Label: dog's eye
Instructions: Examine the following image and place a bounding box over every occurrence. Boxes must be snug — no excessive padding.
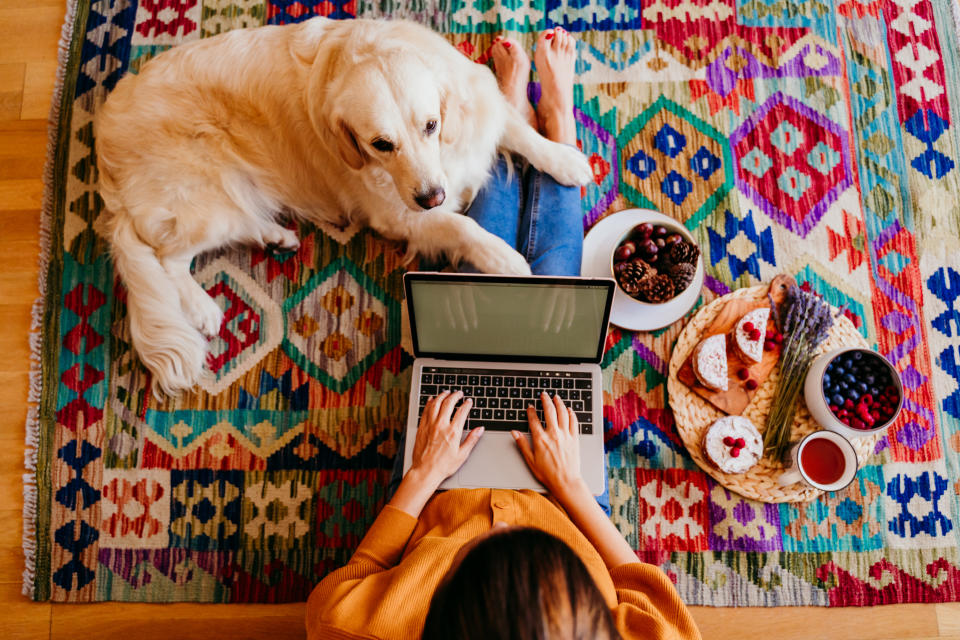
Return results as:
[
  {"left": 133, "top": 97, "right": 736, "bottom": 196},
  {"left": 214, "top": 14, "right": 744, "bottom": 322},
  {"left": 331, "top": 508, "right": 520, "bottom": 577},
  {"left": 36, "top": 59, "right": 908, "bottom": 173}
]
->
[
  {"left": 425, "top": 120, "right": 438, "bottom": 135},
  {"left": 371, "top": 139, "right": 395, "bottom": 152}
]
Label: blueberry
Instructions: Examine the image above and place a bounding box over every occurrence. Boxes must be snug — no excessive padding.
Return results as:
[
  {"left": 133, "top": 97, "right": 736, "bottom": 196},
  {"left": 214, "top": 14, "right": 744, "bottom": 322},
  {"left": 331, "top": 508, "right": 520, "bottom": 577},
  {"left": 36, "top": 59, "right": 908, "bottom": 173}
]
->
[
  {"left": 869, "top": 386, "right": 880, "bottom": 396},
  {"left": 832, "top": 393, "right": 845, "bottom": 405},
  {"left": 844, "top": 373, "right": 856, "bottom": 384},
  {"left": 839, "top": 381, "right": 849, "bottom": 391},
  {"left": 857, "top": 382, "right": 868, "bottom": 393},
  {"left": 853, "top": 351, "right": 863, "bottom": 360},
  {"left": 846, "top": 388, "right": 860, "bottom": 401},
  {"left": 865, "top": 375, "right": 875, "bottom": 385},
  {"left": 823, "top": 374, "right": 832, "bottom": 386}
]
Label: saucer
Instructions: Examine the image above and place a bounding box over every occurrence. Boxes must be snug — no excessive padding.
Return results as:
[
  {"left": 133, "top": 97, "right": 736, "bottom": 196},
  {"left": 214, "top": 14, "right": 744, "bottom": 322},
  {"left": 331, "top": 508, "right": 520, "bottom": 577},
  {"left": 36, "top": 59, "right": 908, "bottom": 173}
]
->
[{"left": 581, "top": 209, "right": 704, "bottom": 331}]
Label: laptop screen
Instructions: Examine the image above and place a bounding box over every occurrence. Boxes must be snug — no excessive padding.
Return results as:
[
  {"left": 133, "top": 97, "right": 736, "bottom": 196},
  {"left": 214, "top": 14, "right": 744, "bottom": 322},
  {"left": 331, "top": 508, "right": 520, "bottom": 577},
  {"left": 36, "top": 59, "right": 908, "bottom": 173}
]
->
[{"left": 405, "top": 273, "right": 614, "bottom": 363}]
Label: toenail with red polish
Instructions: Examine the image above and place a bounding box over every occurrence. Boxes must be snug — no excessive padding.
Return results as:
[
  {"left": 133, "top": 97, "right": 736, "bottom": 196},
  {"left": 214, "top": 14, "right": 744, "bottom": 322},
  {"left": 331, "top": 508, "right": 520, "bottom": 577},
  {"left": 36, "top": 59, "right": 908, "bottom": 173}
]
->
[
  {"left": 545, "top": 33, "right": 553, "bottom": 39},
  {"left": 503, "top": 41, "right": 511, "bottom": 48}
]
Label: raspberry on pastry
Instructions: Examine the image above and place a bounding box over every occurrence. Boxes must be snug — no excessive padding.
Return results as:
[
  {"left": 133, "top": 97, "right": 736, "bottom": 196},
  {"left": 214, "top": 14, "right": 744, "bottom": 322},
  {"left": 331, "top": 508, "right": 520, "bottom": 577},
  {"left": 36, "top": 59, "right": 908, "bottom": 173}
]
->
[
  {"left": 733, "top": 307, "right": 770, "bottom": 364},
  {"left": 702, "top": 416, "right": 762, "bottom": 474}
]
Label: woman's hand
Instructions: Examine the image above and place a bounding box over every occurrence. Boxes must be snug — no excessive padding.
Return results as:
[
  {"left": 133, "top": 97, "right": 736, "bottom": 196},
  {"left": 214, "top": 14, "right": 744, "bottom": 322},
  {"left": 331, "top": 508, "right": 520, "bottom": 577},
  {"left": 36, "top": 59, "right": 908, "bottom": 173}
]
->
[
  {"left": 410, "top": 390, "right": 485, "bottom": 488},
  {"left": 511, "top": 392, "right": 586, "bottom": 500},
  {"left": 390, "top": 390, "right": 484, "bottom": 518}
]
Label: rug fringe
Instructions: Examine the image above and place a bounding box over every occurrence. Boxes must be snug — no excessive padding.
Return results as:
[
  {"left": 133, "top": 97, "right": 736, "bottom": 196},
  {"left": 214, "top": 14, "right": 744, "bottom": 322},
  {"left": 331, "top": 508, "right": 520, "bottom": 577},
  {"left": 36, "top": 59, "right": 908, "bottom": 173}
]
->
[{"left": 23, "top": 0, "right": 81, "bottom": 600}]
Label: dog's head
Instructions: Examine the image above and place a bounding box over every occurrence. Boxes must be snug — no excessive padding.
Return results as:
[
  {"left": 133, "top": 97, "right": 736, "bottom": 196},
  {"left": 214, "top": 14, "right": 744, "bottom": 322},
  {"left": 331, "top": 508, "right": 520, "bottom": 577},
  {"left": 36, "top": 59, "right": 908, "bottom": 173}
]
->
[{"left": 304, "top": 26, "right": 464, "bottom": 212}]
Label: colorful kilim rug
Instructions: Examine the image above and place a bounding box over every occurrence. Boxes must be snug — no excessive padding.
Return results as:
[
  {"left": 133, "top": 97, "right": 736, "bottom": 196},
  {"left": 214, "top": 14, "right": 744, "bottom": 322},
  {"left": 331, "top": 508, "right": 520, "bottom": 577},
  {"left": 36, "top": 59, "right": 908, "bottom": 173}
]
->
[{"left": 24, "top": 0, "right": 960, "bottom": 607}]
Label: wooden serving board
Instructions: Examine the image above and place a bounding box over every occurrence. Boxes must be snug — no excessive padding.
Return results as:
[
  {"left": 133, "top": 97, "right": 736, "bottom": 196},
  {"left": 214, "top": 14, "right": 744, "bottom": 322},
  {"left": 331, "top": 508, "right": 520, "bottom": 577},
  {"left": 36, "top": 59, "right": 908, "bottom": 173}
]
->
[{"left": 677, "top": 274, "right": 794, "bottom": 415}]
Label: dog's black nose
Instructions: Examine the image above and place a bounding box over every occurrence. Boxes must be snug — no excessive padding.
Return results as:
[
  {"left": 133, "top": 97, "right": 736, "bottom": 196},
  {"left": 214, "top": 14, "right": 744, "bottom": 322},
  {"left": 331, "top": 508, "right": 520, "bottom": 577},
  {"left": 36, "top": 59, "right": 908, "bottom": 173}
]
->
[{"left": 415, "top": 187, "right": 446, "bottom": 210}]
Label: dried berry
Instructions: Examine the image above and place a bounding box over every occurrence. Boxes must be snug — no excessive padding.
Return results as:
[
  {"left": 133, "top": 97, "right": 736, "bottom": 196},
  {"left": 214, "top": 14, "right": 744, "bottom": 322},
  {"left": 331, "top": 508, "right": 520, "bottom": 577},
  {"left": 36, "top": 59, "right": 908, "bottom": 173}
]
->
[
  {"left": 637, "top": 274, "right": 676, "bottom": 304},
  {"left": 668, "top": 241, "right": 701, "bottom": 266},
  {"left": 614, "top": 241, "right": 635, "bottom": 262},
  {"left": 667, "top": 262, "right": 696, "bottom": 292}
]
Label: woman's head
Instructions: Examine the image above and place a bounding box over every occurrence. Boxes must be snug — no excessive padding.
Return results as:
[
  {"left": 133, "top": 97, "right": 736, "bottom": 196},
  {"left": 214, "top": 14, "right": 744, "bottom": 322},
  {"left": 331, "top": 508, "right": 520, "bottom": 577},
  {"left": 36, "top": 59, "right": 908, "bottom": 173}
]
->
[{"left": 421, "top": 527, "right": 621, "bottom": 640}]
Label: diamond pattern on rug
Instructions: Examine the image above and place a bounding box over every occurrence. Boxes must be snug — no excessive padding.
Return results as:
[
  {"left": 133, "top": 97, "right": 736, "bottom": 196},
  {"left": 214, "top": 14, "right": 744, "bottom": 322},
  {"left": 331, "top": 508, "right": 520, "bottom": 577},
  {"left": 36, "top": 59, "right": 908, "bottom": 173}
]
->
[{"left": 28, "top": 0, "right": 960, "bottom": 607}]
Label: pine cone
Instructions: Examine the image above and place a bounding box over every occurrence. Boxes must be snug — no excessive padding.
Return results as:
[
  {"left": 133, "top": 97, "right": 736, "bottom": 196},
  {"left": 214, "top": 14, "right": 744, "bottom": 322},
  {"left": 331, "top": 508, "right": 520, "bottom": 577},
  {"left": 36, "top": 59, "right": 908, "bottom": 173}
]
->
[
  {"left": 668, "top": 241, "right": 700, "bottom": 266},
  {"left": 637, "top": 274, "right": 676, "bottom": 303},
  {"left": 669, "top": 262, "right": 696, "bottom": 292},
  {"left": 616, "top": 260, "right": 656, "bottom": 296}
]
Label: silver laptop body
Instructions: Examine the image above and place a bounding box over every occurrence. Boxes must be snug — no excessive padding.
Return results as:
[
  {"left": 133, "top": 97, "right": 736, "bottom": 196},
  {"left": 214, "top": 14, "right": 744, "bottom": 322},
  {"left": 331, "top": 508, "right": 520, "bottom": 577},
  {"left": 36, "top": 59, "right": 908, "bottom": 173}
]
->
[{"left": 401, "top": 272, "right": 615, "bottom": 494}]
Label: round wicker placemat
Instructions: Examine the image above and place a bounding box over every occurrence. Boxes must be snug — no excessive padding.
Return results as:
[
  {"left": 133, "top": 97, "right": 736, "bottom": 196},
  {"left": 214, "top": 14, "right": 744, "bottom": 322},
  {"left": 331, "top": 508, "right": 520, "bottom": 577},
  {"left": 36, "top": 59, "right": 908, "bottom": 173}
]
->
[{"left": 667, "top": 285, "right": 879, "bottom": 503}]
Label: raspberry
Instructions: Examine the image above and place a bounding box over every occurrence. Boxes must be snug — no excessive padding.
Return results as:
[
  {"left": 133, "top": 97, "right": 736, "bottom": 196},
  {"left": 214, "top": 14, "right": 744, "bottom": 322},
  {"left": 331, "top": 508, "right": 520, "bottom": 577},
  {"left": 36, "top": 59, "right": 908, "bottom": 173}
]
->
[
  {"left": 745, "top": 379, "right": 759, "bottom": 390},
  {"left": 735, "top": 438, "right": 746, "bottom": 448},
  {"left": 737, "top": 368, "right": 749, "bottom": 380},
  {"left": 730, "top": 448, "right": 741, "bottom": 457},
  {"left": 763, "top": 340, "right": 776, "bottom": 351},
  {"left": 749, "top": 329, "right": 762, "bottom": 340},
  {"left": 723, "top": 436, "right": 735, "bottom": 446},
  {"left": 744, "top": 322, "right": 755, "bottom": 332},
  {"left": 774, "top": 333, "right": 784, "bottom": 344},
  {"left": 843, "top": 399, "right": 854, "bottom": 409},
  {"left": 829, "top": 404, "right": 839, "bottom": 413}
]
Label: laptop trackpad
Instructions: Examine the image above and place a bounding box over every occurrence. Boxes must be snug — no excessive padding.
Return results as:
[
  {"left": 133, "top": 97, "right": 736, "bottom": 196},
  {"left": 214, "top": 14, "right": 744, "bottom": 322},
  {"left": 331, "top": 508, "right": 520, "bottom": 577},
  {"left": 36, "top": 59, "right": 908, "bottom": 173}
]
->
[{"left": 457, "top": 432, "right": 543, "bottom": 490}]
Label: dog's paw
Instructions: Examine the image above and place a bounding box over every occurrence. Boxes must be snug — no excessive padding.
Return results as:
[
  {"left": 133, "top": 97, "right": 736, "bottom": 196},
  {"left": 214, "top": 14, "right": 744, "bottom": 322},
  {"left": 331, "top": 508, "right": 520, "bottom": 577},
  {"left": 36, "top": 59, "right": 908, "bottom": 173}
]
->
[
  {"left": 468, "top": 239, "right": 531, "bottom": 276},
  {"left": 539, "top": 144, "right": 593, "bottom": 187},
  {"left": 262, "top": 225, "right": 300, "bottom": 251},
  {"left": 185, "top": 294, "right": 224, "bottom": 338}
]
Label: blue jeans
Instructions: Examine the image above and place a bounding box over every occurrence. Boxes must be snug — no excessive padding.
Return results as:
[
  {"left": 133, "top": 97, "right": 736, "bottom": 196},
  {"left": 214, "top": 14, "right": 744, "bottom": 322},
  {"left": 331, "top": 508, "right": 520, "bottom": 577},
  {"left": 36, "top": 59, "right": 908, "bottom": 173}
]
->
[
  {"left": 390, "top": 156, "right": 611, "bottom": 514},
  {"left": 464, "top": 154, "right": 583, "bottom": 276}
]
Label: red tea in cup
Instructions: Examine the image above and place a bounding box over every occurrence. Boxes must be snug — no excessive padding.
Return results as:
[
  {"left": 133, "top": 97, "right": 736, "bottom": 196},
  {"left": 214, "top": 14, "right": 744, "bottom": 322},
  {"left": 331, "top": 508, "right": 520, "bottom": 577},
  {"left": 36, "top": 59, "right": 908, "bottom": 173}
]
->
[
  {"left": 778, "top": 431, "right": 857, "bottom": 491},
  {"left": 799, "top": 437, "right": 846, "bottom": 486}
]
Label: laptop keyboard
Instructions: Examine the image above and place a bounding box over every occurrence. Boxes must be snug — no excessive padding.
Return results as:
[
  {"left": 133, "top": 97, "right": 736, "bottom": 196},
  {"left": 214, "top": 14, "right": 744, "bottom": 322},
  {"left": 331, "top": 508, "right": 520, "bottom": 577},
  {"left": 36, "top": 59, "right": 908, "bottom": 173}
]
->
[{"left": 417, "top": 367, "right": 594, "bottom": 434}]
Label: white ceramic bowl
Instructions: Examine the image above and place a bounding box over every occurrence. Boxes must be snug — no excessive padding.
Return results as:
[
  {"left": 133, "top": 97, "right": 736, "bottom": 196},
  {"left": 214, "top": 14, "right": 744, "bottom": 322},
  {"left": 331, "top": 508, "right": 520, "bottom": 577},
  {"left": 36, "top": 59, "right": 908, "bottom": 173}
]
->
[
  {"left": 609, "top": 218, "right": 703, "bottom": 308},
  {"left": 803, "top": 347, "right": 904, "bottom": 439},
  {"left": 581, "top": 209, "right": 704, "bottom": 331}
]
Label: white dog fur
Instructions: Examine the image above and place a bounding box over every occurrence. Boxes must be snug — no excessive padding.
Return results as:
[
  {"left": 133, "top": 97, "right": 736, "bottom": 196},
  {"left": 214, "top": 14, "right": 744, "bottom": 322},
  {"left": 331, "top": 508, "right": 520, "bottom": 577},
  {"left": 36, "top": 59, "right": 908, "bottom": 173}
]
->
[{"left": 96, "top": 17, "right": 593, "bottom": 396}]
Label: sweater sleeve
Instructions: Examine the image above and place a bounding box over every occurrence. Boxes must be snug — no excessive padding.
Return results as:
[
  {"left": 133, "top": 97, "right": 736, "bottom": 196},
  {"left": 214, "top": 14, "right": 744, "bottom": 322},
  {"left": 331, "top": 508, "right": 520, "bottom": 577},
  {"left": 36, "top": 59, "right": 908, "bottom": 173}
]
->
[
  {"left": 607, "top": 563, "right": 702, "bottom": 640},
  {"left": 306, "top": 506, "right": 419, "bottom": 638}
]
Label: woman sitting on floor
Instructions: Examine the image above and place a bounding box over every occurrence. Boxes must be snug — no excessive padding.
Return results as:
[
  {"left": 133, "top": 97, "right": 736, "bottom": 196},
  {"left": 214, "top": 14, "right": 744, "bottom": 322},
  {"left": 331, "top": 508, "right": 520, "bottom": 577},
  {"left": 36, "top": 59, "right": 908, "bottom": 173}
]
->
[{"left": 305, "top": 30, "right": 701, "bottom": 640}]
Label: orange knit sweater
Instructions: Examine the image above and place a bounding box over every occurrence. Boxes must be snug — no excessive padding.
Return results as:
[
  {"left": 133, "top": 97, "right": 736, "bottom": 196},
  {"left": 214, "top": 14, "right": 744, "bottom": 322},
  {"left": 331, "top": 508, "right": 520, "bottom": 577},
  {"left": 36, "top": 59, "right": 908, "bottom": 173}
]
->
[{"left": 306, "top": 488, "right": 701, "bottom": 639}]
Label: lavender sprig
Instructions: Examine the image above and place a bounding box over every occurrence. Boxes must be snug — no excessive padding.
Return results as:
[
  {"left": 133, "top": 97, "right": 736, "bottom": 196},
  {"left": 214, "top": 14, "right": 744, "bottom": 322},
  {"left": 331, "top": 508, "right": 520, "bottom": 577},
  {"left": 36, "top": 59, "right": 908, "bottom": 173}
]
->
[{"left": 763, "top": 285, "right": 836, "bottom": 461}]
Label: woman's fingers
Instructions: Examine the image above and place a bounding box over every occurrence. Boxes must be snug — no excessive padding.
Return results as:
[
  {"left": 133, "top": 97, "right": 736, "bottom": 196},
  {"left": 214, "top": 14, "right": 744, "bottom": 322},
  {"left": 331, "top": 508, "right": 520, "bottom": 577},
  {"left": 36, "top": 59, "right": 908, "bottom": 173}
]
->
[
  {"left": 567, "top": 407, "right": 578, "bottom": 436},
  {"left": 525, "top": 404, "right": 545, "bottom": 442},
  {"left": 438, "top": 390, "right": 464, "bottom": 424},
  {"left": 426, "top": 390, "right": 450, "bottom": 422},
  {"left": 553, "top": 394, "right": 569, "bottom": 432},
  {"left": 458, "top": 426, "right": 485, "bottom": 461},
  {"left": 540, "top": 391, "right": 558, "bottom": 427},
  {"left": 451, "top": 397, "right": 472, "bottom": 432},
  {"left": 511, "top": 430, "right": 536, "bottom": 471}
]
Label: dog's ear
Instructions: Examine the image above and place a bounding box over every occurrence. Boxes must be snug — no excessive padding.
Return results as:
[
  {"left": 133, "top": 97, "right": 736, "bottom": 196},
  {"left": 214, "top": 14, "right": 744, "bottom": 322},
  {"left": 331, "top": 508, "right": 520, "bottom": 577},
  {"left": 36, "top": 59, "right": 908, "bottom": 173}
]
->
[
  {"left": 440, "top": 88, "right": 465, "bottom": 144},
  {"left": 332, "top": 118, "right": 367, "bottom": 170}
]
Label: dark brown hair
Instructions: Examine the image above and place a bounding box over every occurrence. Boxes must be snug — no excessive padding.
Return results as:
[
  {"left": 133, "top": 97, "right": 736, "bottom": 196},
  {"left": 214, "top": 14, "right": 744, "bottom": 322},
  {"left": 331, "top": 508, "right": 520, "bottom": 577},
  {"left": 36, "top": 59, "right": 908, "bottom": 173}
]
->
[{"left": 421, "top": 527, "right": 621, "bottom": 640}]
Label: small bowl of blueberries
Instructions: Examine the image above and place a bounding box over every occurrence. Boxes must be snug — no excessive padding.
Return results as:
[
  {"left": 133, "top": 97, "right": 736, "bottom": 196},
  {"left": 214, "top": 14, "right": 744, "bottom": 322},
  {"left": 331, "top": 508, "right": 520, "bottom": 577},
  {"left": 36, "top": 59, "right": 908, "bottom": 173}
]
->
[{"left": 803, "top": 347, "right": 903, "bottom": 439}]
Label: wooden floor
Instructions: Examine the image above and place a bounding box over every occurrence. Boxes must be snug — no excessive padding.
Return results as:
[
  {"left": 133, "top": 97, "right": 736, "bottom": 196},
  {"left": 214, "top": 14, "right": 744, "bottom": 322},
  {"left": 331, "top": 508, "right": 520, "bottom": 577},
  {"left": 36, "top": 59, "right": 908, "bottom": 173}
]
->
[{"left": 0, "top": 4, "right": 958, "bottom": 639}]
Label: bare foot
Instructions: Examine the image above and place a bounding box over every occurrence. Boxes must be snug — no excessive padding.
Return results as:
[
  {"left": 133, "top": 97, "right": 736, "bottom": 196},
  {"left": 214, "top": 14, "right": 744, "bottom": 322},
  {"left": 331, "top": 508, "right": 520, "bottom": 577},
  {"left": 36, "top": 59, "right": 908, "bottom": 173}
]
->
[
  {"left": 491, "top": 35, "right": 536, "bottom": 129},
  {"left": 534, "top": 27, "right": 577, "bottom": 145}
]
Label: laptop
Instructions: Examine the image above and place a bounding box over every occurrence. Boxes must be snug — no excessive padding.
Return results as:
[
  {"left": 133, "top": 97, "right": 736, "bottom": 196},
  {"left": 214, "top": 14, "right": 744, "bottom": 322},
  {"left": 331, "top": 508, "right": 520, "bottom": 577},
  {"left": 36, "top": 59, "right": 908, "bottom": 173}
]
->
[{"left": 401, "top": 272, "right": 615, "bottom": 494}]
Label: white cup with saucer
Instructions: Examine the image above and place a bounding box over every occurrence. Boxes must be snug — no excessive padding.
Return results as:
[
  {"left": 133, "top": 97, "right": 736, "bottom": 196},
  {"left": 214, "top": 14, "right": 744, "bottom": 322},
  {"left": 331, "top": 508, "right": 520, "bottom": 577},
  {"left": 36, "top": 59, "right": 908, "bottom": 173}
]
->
[{"left": 777, "top": 430, "right": 858, "bottom": 492}]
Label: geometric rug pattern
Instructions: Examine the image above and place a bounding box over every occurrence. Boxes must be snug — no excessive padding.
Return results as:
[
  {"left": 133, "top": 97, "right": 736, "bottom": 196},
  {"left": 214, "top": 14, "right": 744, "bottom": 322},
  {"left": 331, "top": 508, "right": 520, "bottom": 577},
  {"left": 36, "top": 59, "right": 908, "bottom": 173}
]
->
[{"left": 25, "top": 0, "right": 960, "bottom": 606}]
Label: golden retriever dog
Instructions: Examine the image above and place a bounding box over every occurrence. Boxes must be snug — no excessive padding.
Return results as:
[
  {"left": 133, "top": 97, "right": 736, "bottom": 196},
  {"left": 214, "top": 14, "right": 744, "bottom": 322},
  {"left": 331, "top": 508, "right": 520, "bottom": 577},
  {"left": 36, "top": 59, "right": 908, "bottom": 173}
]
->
[{"left": 96, "top": 17, "right": 592, "bottom": 396}]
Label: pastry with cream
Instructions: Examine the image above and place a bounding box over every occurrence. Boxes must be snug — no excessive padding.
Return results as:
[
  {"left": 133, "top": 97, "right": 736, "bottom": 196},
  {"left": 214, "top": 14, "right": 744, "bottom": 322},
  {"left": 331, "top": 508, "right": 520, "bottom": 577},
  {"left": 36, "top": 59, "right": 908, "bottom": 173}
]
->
[
  {"left": 692, "top": 334, "right": 728, "bottom": 391},
  {"left": 702, "top": 416, "right": 763, "bottom": 474}
]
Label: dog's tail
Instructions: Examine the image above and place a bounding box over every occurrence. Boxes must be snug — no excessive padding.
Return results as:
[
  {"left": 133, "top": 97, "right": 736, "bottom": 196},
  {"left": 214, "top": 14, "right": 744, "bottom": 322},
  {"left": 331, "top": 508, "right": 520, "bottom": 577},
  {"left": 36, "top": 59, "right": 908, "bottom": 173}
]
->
[{"left": 108, "top": 215, "right": 207, "bottom": 397}]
